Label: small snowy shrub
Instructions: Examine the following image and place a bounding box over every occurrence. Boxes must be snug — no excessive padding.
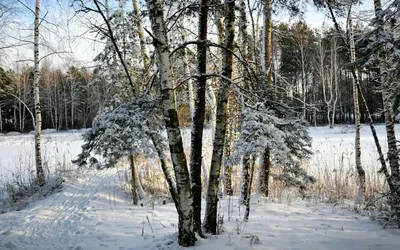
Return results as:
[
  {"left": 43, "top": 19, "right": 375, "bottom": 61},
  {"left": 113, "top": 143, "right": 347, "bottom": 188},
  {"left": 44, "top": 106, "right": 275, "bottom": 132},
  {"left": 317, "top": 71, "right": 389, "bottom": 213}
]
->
[
  {"left": 232, "top": 102, "right": 315, "bottom": 194},
  {"left": 73, "top": 95, "right": 165, "bottom": 168}
]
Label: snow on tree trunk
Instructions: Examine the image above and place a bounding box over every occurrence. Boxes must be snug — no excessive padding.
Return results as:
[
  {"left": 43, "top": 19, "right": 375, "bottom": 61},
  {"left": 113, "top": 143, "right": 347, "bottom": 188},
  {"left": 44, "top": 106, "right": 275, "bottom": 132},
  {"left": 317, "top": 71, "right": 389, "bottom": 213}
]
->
[
  {"left": 238, "top": 0, "right": 252, "bottom": 206},
  {"left": 189, "top": 0, "right": 209, "bottom": 236},
  {"left": 244, "top": 156, "right": 255, "bottom": 222},
  {"left": 34, "top": 0, "right": 45, "bottom": 186},
  {"left": 241, "top": 154, "right": 251, "bottom": 205},
  {"left": 203, "top": 0, "right": 235, "bottom": 234},
  {"left": 349, "top": 12, "right": 365, "bottom": 203},
  {"left": 145, "top": 0, "right": 195, "bottom": 246}
]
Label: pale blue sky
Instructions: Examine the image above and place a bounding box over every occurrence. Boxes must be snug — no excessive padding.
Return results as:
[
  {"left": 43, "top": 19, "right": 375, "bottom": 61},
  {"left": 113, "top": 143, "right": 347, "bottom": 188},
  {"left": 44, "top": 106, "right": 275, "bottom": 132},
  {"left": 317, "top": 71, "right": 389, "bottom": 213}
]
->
[{"left": 0, "top": 0, "right": 377, "bottom": 69}]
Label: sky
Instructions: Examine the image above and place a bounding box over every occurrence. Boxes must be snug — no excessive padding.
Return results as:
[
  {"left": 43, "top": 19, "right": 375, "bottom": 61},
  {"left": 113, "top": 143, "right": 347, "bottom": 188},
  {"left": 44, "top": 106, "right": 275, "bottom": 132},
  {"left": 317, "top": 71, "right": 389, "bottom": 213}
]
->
[{"left": 0, "top": 0, "right": 378, "bottom": 70}]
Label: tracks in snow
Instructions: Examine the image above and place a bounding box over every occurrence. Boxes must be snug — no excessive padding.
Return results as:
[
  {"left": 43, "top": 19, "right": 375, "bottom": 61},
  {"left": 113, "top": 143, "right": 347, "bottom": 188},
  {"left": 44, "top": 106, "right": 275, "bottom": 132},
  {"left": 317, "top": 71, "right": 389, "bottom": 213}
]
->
[{"left": 0, "top": 168, "right": 125, "bottom": 250}]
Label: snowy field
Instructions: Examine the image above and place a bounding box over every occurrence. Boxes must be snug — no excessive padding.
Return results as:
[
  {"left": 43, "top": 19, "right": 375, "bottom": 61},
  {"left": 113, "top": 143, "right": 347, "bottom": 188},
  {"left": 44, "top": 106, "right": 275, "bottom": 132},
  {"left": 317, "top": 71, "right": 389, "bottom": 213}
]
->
[{"left": 0, "top": 124, "right": 399, "bottom": 249}]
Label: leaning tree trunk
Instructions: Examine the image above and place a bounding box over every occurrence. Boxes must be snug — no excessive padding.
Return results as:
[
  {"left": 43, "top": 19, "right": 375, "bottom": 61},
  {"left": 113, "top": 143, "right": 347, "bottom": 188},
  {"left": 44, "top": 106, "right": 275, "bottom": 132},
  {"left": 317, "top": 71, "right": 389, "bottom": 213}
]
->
[
  {"left": 145, "top": 0, "right": 195, "bottom": 246},
  {"left": 34, "top": 0, "right": 45, "bottom": 186},
  {"left": 349, "top": 13, "right": 365, "bottom": 203},
  {"left": 189, "top": 0, "right": 209, "bottom": 236},
  {"left": 204, "top": 0, "right": 235, "bottom": 234},
  {"left": 259, "top": 0, "right": 273, "bottom": 197},
  {"left": 149, "top": 133, "right": 179, "bottom": 207}
]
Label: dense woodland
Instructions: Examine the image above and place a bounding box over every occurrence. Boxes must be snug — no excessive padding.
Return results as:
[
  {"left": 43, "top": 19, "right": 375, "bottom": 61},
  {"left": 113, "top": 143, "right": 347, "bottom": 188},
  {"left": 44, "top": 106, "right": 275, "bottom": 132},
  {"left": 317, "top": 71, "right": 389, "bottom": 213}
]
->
[{"left": 1, "top": 0, "right": 400, "bottom": 247}]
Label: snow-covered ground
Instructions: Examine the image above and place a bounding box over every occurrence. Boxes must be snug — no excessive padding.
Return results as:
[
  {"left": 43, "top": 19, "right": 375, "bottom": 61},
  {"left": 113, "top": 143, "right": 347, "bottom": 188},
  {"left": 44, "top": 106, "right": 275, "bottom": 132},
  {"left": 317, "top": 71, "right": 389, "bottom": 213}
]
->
[
  {"left": 0, "top": 125, "right": 400, "bottom": 249},
  {"left": 309, "top": 124, "right": 400, "bottom": 173},
  {"left": 0, "top": 167, "right": 399, "bottom": 249},
  {"left": 0, "top": 130, "right": 85, "bottom": 183}
]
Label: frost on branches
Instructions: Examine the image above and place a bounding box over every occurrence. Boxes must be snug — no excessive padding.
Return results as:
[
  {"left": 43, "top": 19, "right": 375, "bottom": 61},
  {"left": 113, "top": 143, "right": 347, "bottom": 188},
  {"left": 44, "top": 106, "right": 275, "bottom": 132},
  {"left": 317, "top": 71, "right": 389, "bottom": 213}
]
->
[
  {"left": 233, "top": 102, "right": 315, "bottom": 195},
  {"left": 73, "top": 95, "right": 165, "bottom": 168}
]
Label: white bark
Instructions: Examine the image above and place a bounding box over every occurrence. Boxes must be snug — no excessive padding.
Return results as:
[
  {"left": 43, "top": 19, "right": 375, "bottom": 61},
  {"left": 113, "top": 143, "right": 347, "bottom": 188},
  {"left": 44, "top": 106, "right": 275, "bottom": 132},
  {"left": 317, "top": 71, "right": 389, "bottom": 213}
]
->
[
  {"left": 146, "top": 0, "right": 194, "bottom": 245},
  {"left": 34, "top": 0, "right": 45, "bottom": 186},
  {"left": 206, "top": 83, "right": 216, "bottom": 141},
  {"left": 349, "top": 11, "right": 365, "bottom": 203}
]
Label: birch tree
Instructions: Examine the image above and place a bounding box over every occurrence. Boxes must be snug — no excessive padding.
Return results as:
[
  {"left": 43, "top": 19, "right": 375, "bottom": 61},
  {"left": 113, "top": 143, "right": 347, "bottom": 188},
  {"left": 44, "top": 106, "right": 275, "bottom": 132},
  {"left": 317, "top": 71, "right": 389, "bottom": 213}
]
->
[
  {"left": 33, "top": 0, "right": 45, "bottom": 186},
  {"left": 146, "top": 0, "right": 195, "bottom": 245},
  {"left": 348, "top": 11, "right": 365, "bottom": 202}
]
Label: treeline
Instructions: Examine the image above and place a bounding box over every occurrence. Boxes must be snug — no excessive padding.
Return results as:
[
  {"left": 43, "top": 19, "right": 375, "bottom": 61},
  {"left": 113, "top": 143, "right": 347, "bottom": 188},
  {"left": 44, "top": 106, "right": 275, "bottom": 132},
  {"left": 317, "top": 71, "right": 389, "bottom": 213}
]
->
[
  {"left": 0, "top": 64, "right": 102, "bottom": 132},
  {"left": 274, "top": 22, "right": 383, "bottom": 126},
  {"left": 0, "top": 23, "right": 387, "bottom": 133}
]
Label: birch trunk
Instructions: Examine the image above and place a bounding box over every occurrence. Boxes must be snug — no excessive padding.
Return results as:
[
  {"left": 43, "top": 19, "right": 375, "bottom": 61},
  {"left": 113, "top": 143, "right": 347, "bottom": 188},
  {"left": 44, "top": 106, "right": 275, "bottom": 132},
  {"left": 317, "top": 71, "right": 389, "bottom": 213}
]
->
[
  {"left": 145, "top": 0, "right": 195, "bottom": 245},
  {"left": 332, "top": 37, "right": 338, "bottom": 127},
  {"left": 349, "top": 13, "right": 365, "bottom": 203},
  {"left": 241, "top": 154, "right": 251, "bottom": 205},
  {"left": 149, "top": 134, "right": 178, "bottom": 206},
  {"left": 189, "top": 0, "right": 209, "bottom": 236},
  {"left": 131, "top": 0, "right": 150, "bottom": 200},
  {"left": 180, "top": 23, "right": 195, "bottom": 117},
  {"left": 206, "top": 83, "right": 217, "bottom": 141},
  {"left": 238, "top": 0, "right": 253, "bottom": 203},
  {"left": 320, "top": 39, "right": 332, "bottom": 127},
  {"left": 34, "top": 0, "right": 45, "bottom": 186},
  {"left": 244, "top": 156, "right": 255, "bottom": 221},
  {"left": 223, "top": 100, "right": 233, "bottom": 196},
  {"left": 204, "top": 0, "right": 235, "bottom": 234},
  {"left": 132, "top": 0, "right": 150, "bottom": 80}
]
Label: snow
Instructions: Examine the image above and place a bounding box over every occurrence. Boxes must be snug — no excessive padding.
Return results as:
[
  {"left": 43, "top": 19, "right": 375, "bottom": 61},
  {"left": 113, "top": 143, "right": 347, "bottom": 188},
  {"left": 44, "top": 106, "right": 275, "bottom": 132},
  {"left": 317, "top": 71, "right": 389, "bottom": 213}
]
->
[
  {"left": 309, "top": 124, "right": 400, "bottom": 173},
  {"left": 0, "top": 167, "right": 399, "bottom": 250},
  {"left": 0, "top": 125, "right": 400, "bottom": 249},
  {"left": 0, "top": 131, "right": 84, "bottom": 184}
]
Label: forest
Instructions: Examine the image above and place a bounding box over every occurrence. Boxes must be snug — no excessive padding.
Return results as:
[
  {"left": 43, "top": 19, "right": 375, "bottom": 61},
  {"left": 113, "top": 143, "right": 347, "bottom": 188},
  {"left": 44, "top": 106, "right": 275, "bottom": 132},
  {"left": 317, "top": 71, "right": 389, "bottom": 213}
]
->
[{"left": 0, "top": 0, "right": 400, "bottom": 248}]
